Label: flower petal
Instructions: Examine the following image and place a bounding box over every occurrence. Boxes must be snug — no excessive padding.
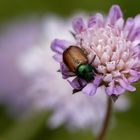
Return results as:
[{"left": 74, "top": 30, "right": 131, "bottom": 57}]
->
[
  {"left": 124, "top": 18, "right": 134, "bottom": 39},
  {"left": 134, "top": 14, "right": 140, "bottom": 29},
  {"left": 128, "top": 76, "right": 139, "bottom": 83},
  {"left": 72, "top": 17, "right": 85, "bottom": 34},
  {"left": 51, "top": 39, "right": 69, "bottom": 54},
  {"left": 118, "top": 78, "right": 136, "bottom": 91},
  {"left": 88, "top": 13, "right": 104, "bottom": 28},
  {"left": 82, "top": 76, "right": 102, "bottom": 96},
  {"left": 114, "top": 85, "right": 125, "bottom": 95},
  {"left": 107, "top": 5, "right": 123, "bottom": 25},
  {"left": 105, "top": 81, "right": 114, "bottom": 95},
  {"left": 60, "top": 63, "right": 75, "bottom": 79},
  {"left": 115, "top": 17, "right": 124, "bottom": 30},
  {"left": 103, "top": 74, "right": 112, "bottom": 82},
  {"left": 53, "top": 54, "right": 62, "bottom": 62},
  {"left": 128, "top": 15, "right": 140, "bottom": 40},
  {"left": 128, "top": 70, "right": 140, "bottom": 82},
  {"left": 106, "top": 61, "right": 116, "bottom": 72},
  {"left": 131, "top": 27, "right": 140, "bottom": 41},
  {"left": 67, "top": 77, "right": 87, "bottom": 90}
]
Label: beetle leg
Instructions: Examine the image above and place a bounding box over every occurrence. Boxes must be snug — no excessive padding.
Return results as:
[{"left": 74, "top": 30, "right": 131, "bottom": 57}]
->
[
  {"left": 72, "top": 78, "right": 83, "bottom": 94},
  {"left": 92, "top": 68, "right": 98, "bottom": 74},
  {"left": 57, "top": 69, "right": 75, "bottom": 77},
  {"left": 67, "top": 72, "right": 76, "bottom": 77},
  {"left": 89, "top": 55, "right": 99, "bottom": 74},
  {"left": 72, "top": 89, "right": 82, "bottom": 94},
  {"left": 69, "top": 31, "right": 76, "bottom": 38},
  {"left": 57, "top": 69, "right": 61, "bottom": 72}
]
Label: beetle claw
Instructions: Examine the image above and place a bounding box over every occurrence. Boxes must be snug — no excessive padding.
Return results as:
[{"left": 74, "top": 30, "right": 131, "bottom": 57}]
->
[
  {"left": 111, "top": 94, "right": 119, "bottom": 102},
  {"left": 72, "top": 89, "right": 82, "bottom": 94},
  {"left": 57, "top": 69, "right": 61, "bottom": 72}
]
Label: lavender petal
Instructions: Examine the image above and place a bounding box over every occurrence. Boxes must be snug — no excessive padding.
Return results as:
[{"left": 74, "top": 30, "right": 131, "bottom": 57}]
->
[
  {"left": 105, "top": 81, "right": 114, "bottom": 95},
  {"left": 60, "top": 63, "right": 75, "bottom": 79},
  {"left": 67, "top": 77, "right": 87, "bottom": 90},
  {"left": 107, "top": 5, "right": 123, "bottom": 25},
  {"left": 51, "top": 39, "right": 69, "bottom": 54},
  {"left": 118, "top": 78, "right": 136, "bottom": 91},
  {"left": 53, "top": 54, "right": 62, "bottom": 62},
  {"left": 114, "top": 85, "right": 125, "bottom": 95},
  {"left": 124, "top": 18, "right": 134, "bottom": 39},
  {"left": 88, "top": 13, "right": 104, "bottom": 28},
  {"left": 131, "top": 27, "right": 140, "bottom": 41},
  {"left": 72, "top": 17, "right": 85, "bottom": 34},
  {"left": 128, "top": 14, "right": 140, "bottom": 40},
  {"left": 82, "top": 76, "right": 102, "bottom": 96},
  {"left": 128, "top": 70, "right": 140, "bottom": 82},
  {"left": 134, "top": 14, "right": 140, "bottom": 29}
]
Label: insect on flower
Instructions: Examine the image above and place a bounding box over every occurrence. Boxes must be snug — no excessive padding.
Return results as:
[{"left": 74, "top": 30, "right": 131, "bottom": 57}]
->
[
  {"left": 62, "top": 45, "right": 98, "bottom": 93},
  {"left": 63, "top": 45, "right": 97, "bottom": 81},
  {"left": 51, "top": 5, "right": 140, "bottom": 97}
]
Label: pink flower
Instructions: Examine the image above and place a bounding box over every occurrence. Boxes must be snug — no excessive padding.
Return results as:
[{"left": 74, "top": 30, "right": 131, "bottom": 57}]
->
[
  {"left": 51, "top": 5, "right": 140, "bottom": 97},
  {"left": 20, "top": 16, "right": 130, "bottom": 133}
]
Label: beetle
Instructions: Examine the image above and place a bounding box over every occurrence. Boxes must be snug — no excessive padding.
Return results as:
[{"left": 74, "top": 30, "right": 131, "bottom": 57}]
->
[{"left": 63, "top": 46, "right": 97, "bottom": 94}]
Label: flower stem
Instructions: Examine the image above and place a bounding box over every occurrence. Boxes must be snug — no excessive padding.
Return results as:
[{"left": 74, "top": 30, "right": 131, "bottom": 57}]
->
[{"left": 95, "top": 97, "right": 112, "bottom": 140}]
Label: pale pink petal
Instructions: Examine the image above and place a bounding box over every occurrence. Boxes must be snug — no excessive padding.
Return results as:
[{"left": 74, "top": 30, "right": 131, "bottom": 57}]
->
[
  {"left": 106, "top": 61, "right": 116, "bottom": 72},
  {"left": 116, "top": 59, "right": 125, "bottom": 70},
  {"left": 97, "top": 65, "right": 107, "bottom": 74},
  {"left": 103, "top": 74, "right": 112, "bottom": 82},
  {"left": 100, "top": 52, "right": 110, "bottom": 64}
]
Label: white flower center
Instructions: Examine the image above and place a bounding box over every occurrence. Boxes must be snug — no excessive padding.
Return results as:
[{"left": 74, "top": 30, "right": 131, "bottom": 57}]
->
[{"left": 75, "top": 25, "right": 139, "bottom": 83}]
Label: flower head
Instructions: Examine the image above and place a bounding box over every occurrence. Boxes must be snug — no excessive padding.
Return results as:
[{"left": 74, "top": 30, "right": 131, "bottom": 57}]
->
[
  {"left": 0, "top": 16, "right": 130, "bottom": 134},
  {"left": 51, "top": 5, "right": 140, "bottom": 97},
  {"left": 19, "top": 16, "right": 130, "bottom": 133}
]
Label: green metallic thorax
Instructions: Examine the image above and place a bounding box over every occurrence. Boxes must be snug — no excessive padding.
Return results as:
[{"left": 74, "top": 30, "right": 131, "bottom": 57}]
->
[{"left": 76, "top": 64, "right": 94, "bottom": 81}]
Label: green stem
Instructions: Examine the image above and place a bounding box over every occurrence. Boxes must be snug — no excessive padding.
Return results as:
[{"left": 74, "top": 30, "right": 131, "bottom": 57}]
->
[{"left": 96, "top": 97, "right": 112, "bottom": 140}]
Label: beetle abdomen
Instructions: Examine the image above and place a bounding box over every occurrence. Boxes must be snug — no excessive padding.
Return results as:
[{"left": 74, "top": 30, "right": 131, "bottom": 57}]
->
[{"left": 63, "top": 46, "right": 88, "bottom": 72}]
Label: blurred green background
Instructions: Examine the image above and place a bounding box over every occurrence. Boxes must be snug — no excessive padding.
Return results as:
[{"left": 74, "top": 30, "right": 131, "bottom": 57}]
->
[{"left": 0, "top": 0, "right": 140, "bottom": 140}]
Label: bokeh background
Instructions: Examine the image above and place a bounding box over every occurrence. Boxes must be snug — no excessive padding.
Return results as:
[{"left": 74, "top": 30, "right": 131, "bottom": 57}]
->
[{"left": 0, "top": 0, "right": 140, "bottom": 140}]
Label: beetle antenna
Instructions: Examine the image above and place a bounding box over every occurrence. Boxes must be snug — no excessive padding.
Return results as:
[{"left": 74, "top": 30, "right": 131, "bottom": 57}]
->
[
  {"left": 80, "top": 38, "right": 83, "bottom": 48},
  {"left": 89, "top": 55, "right": 96, "bottom": 65}
]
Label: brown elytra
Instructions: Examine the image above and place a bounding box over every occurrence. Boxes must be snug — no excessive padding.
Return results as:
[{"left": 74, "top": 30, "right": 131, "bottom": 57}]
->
[{"left": 63, "top": 46, "right": 88, "bottom": 72}]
